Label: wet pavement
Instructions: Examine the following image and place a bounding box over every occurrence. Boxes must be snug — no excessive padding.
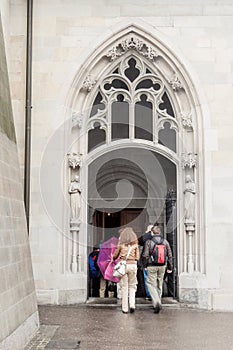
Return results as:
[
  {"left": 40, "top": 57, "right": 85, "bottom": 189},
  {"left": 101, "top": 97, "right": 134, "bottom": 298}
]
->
[{"left": 25, "top": 300, "right": 233, "bottom": 350}]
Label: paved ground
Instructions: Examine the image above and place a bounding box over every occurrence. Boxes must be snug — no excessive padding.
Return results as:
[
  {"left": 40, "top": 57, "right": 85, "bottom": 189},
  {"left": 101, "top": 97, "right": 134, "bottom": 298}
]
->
[{"left": 25, "top": 300, "right": 233, "bottom": 350}]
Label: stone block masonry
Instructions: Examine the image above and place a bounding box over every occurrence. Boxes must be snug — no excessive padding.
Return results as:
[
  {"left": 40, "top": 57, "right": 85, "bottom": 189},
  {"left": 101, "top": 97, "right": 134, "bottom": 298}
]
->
[{"left": 0, "top": 12, "right": 39, "bottom": 350}]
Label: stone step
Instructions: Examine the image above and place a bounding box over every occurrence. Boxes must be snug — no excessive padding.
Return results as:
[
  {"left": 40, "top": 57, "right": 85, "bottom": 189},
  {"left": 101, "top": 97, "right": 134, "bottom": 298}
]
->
[{"left": 86, "top": 297, "right": 181, "bottom": 308}]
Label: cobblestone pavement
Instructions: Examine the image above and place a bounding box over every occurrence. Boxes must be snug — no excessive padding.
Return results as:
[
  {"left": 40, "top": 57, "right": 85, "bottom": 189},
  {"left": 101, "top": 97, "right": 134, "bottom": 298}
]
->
[
  {"left": 25, "top": 301, "right": 233, "bottom": 350},
  {"left": 24, "top": 325, "right": 58, "bottom": 350}
]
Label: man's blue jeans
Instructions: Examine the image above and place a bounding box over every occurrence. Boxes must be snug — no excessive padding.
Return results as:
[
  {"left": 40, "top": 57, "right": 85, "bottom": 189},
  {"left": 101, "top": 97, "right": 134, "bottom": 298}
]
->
[{"left": 143, "top": 268, "right": 150, "bottom": 298}]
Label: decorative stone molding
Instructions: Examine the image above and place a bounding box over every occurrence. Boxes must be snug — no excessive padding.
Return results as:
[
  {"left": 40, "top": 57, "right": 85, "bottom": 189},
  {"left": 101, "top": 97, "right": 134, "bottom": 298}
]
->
[
  {"left": 106, "top": 36, "right": 159, "bottom": 61},
  {"left": 82, "top": 75, "right": 97, "bottom": 92},
  {"left": 181, "top": 112, "right": 193, "bottom": 128},
  {"left": 181, "top": 153, "right": 198, "bottom": 169},
  {"left": 67, "top": 152, "right": 81, "bottom": 169},
  {"left": 168, "top": 74, "right": 183, "bottom": 91},
  {"left": 72, "top": 112, "right": 83, "bottom": 128}
]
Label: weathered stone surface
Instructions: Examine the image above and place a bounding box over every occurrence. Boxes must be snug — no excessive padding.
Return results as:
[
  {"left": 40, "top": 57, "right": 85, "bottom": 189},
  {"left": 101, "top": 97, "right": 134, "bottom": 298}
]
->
[{"left": 0, "top": 8, "right": 39, "bottom": 350}]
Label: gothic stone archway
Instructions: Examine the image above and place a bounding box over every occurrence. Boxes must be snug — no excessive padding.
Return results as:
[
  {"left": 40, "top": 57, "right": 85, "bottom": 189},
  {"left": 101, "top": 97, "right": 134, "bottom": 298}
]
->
[{"left": 65, "top": 23, "right": 205, "bottom": 305}]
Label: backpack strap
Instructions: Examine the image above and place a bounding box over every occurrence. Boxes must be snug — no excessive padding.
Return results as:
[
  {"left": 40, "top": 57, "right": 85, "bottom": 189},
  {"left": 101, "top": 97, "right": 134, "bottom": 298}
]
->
[{"left": 149, "top": 240, "right": 155, "bottom": 256}]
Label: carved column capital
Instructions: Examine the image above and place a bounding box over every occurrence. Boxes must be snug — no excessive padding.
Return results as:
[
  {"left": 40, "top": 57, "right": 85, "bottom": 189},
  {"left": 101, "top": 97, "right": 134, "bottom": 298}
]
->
[
  {"left": 185, "top": 221, "right": 195, "bottom": 231},
  {"left": 181, "top": 153, "right": 198, "bottom": 168},
  {"left": 67, "top": 152, "right": 81, "bottom": 169}
]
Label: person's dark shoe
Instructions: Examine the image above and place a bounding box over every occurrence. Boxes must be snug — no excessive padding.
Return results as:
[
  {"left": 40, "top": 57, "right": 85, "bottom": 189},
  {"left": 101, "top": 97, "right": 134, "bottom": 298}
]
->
[
  {"left": 122, "top": 310, "right": 128, "bottom": 314},
  {"left": 154, "top": 303, "right": 161, "bottom": 314},
  {"left": 130, "top": 308, "right": 135, "bottom": 313}
]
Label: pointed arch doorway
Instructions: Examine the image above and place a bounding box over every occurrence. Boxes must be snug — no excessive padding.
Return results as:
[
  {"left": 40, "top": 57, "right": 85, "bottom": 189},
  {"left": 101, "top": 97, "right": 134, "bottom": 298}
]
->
[
  {"left": 66, "top": 23, "right": 206, "bottom": 306},
  {"left": 87, "top": 147, "right": 177, "bottom": 299}
]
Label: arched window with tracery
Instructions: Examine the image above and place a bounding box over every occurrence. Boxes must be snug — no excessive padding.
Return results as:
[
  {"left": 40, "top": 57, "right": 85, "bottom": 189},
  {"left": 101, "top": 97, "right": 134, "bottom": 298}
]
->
[{"left": 87, "top": 54, "right": 177, "bottom": 153}]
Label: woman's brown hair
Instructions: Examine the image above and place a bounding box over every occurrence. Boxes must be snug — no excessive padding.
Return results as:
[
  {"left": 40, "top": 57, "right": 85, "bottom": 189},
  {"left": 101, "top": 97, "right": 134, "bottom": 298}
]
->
[{"left": 119, "top": 227, "right": 138, "bottom": 245}]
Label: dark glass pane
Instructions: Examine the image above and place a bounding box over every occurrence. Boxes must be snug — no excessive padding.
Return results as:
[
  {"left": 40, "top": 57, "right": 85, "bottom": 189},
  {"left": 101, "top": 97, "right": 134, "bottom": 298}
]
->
[
  {"left": 112, "top": 68, "right": 119, "bottom": 74},
  {"left": 158, "top": 122, "right": 176, "bottom": 152},
  {"left": 104, "top": 79, "right": 128, "bottom": 91},
  {"left": 111, "top": 95, "right": 129, "bottom": 140},
  {"left": 135, "top": 95, "right": 153, "bottom": 141},
  {"left": 136, "top": 79, "right": 160, "bottom": 91},
  {"left": 159, "top": 92, "right": 175, "bottom": 118},
  {"left": 88, "top": 122, "right": 106, "bottom": 152},
  {"left": 125, "top": 58, "right": 140, "bottom": 82},
  {"left": 146, "top": 68, "right": 151, "bottom": 74},
  {"left": 90, "top": 92, "right": 105, "bottom": 117}
]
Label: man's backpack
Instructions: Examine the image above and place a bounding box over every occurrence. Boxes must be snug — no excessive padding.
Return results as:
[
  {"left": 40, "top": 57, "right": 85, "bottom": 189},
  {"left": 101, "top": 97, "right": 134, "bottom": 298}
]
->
[{"left": 150, "top": 239, "right": 167, "bottom": 265}]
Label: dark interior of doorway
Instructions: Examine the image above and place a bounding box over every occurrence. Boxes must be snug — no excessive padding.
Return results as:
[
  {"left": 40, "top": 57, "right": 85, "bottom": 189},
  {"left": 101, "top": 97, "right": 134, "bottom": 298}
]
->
[
  {"left": 88, "top": 207, "right": 177, "bottom": 299},
  {"left": 89, "top": 208, "right": 146, "bottom": 298},
  {"left": 92, "top": 208, "right": 147, "bottom": 246}
]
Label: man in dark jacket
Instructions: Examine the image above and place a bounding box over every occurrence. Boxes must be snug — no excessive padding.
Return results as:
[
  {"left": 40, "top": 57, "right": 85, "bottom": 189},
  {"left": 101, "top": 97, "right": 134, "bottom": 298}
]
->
[
  {"left": 138, "top": 224, "right": 154, "bottom": 299},
  {"left": 142, "top": 225, "right": 173, "bottom": 313}
]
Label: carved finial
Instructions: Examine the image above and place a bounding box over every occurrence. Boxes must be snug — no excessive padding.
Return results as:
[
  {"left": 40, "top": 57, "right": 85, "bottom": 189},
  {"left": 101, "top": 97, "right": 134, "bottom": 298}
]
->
[
  {"left": 168, "top": 74, "right": 183, "bottom": 91},
  {"left": 181, "top": 153, "right": 198, "bottom": 169},
  {"left": 106, "top": 36, "right": 158, "bottom": 61},
  {"left": 181, "top": 112, "right": 193, "bottom": 128},
  {"left": 72, "top": 112, "right": 83, "bottom": 128},
  {"left": 82, "top": 75, "right": 96, "bottom": 92}
]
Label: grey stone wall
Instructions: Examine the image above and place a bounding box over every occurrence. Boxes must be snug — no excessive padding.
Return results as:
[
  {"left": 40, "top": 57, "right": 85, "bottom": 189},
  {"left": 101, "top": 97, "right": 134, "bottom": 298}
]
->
[{"left": 0, "top": 14, "right": 39, "bottom": 350}]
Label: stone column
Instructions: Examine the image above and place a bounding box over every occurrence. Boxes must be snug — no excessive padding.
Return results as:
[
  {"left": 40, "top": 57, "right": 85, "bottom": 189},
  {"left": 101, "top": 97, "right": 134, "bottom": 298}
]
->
[
  {"left": 70, "top": 220, "right": 80, "bottom": 273},
  {"left": 185, "top": 221, "right": 195, "bottom": 274}
]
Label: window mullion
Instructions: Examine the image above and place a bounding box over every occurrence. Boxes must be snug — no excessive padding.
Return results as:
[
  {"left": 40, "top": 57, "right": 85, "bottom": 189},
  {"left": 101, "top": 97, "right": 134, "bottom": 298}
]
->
[
  {"left": 107, "top": 99, "right": 111, "bottom": 144},
  {"left": 129, "top": 102, "right": 134, "bottom": 140},
  {"left": 153, "top": 102, "right": 158, "bottom": 144}
]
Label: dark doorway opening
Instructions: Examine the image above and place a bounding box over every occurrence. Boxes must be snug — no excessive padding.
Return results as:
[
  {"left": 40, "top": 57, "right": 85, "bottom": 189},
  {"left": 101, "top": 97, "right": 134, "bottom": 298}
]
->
[
  {"left": 88, "top": 208, "right": 147, "bottom": 298},
  {"left": 87, "top": 148, "right": 177, "bottom": 300},
  {"left": 88, "top": 205, "right": 177, "bottom": 299}
]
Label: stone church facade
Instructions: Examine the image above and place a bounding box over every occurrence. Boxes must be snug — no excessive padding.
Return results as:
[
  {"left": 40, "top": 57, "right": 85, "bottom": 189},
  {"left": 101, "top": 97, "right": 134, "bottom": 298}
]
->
[{"left": 1, "top": 0, "right": 233, "bottom": 347}]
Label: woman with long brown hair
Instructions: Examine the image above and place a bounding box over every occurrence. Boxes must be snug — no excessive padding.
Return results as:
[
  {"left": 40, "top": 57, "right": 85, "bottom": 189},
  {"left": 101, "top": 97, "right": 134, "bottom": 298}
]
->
[{"left": 113, "top": 227, "right": 139, "bottom": 313}]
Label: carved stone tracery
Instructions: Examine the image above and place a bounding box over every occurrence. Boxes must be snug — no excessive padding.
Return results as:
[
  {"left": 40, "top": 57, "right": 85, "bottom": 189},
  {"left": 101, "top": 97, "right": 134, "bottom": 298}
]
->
[
  {"left": 106, "top": 36, "right": 159, "bottom": 61},
  {"left": 87, "top": 54, "right": 178, "bottom": 147}
]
